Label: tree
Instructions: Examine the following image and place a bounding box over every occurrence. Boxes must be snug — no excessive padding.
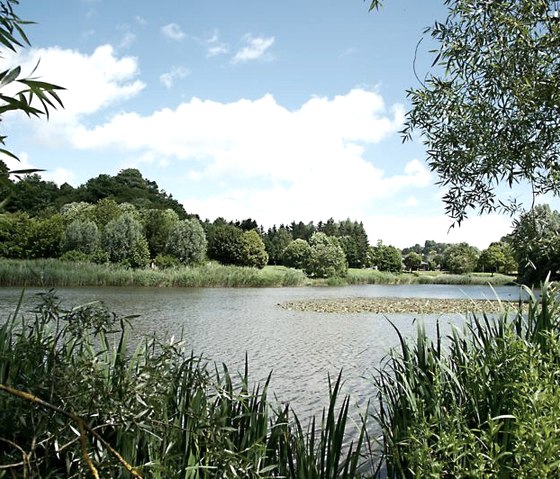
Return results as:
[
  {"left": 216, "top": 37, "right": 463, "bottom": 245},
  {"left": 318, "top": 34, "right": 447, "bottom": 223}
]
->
[
  {"left": 143, "top": 208, "right": 179, "bottom": 257},
  {"left": 206, "top": 223, "right": 245, "bottom": 265},
  {"left": 26, "top": 214, "right": 65, "bottom": 258},
  {"left": 370, "top": 242, "right": 402, "bottom": 273},
  {"left": 102, "top": 213, "right": 149, "bottom": 268},
  {"left": 305, "top": 232, "right": 348, "bottom": 278},
  {"left": 442, "top": 243, "right": 480, "bottom": 275},
  {"left": 404, "top": 252, "right": 423, "bottom": 271},
  {"left": 165, "top": 219, "right": 207, "bottom": 265},
  {"left": 510, "top": 204, "right": 560, "bottom": 284},
  {"left": 62, "top": 219, "right": 100, "bottom": 255},
  {"left": 239, "top": 230, "right": 268, "bottom": 269},
  {"left": 478, "top": 242, "right": 517, "bottom": 275},
  {"left": 282, "top": 238, "right": 311, "bottom": 270},
  {"left": 390, "top": 1, "right": 560, "bottom": 224},
  {"left": 264, "top": 226, "right": 293, "bottom": 265}
]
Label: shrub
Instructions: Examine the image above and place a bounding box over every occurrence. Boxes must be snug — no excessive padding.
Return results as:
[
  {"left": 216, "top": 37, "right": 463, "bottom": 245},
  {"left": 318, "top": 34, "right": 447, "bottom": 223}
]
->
[
  {"left": 59, "top": 250, "right": 91, "bottom": 263},
  {"left": 239, "top": 230, "right": 268, "bottom": 269},
  {"left": 62, "top": 219, "right": 99, "bottom": 255},
  {"left": 305, "top": 232, "right": 348, "bottom": 278},
  {"left": 282, "top": 238, "right": 311, "bottom": 270},
  {"left": 102, "top": 213, "right": 150, "bottom": 268},
  {"left": 165, "top": 218, "right": 207, "bottom": 265},
  {"left": 154, "top": 253, "right": 180, "bottom": 269}
]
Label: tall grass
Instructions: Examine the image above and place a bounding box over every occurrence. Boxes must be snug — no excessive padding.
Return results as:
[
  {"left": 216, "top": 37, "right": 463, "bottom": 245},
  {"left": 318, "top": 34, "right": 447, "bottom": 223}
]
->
[
  {"left": 374, "top": 280, "right": 560, "bottom": 478},
  {"left": 0, "top": 290, "right": 371, "bottom": 478},
  {"left": 346, "top": 269, "right": 516, "bottom": 286},
  {"left": 0, "top": 259, "right": 308, "bottom": 288}
]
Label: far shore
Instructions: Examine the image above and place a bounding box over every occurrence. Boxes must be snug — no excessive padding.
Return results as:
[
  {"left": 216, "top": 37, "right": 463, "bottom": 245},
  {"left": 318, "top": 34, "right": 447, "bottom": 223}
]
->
[{"left": 0, "top": 258, "right": 518, "bottom": 288}]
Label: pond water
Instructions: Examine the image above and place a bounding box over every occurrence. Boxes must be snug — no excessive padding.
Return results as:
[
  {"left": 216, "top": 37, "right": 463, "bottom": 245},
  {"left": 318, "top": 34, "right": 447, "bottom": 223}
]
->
[{"left": 0, "top": 284, "right": 528, "bottom": 420}]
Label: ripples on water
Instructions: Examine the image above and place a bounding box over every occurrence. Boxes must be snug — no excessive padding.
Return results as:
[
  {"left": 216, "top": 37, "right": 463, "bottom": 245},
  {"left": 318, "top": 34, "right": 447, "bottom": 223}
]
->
[{"left": 0, "top": 284, "right": 528, "bottom": 423}]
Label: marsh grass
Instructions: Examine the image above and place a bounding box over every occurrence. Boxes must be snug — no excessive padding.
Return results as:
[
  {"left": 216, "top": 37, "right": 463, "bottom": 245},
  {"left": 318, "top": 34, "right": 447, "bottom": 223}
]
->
[
  {"left": 374, "top": 280, "right": 560, "bottom": 478},
  {"left": 346, "top": 269, "right": 516, "bottom": 286},
  {"left": 0, "top": 290, "right": 370, "bottom": 478},
  {"left": 0, "top": 259, "right": 308, "bottom": 288}
]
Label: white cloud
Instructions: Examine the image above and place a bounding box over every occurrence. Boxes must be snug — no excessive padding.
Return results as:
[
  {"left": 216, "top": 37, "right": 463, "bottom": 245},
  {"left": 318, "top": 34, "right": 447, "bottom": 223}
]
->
[
  {"left": 41, "top": 167, "right": 75, "bottom": 185},
  {"left": 119, "top": 31, "right": 136, "bottom": 49},
  {"left": 1, "top": 152, "right": 73, "bottom": 185},
  {"left": 232, "top": 34, "right": 274, "bottom": 63},
  {"left": 161, "top": 23, "right": 186, "bottom": 41},
  {"left": 160, "top": 66, "right": 191, "bottom": 89},
  {"left": 205, "top": 31, "right": 229, "bottom": 57},
  {"left": 5, "top": 44, "right": 145, "bottom": 127},
  {"left": 363, "top": 214, "right": 513, "bottom": 250}
]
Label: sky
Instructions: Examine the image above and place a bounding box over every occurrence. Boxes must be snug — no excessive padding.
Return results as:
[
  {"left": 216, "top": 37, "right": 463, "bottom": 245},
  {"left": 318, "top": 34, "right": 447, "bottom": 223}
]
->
[{"left": 1, "top": 0, "right": 533, "bottom": 249}]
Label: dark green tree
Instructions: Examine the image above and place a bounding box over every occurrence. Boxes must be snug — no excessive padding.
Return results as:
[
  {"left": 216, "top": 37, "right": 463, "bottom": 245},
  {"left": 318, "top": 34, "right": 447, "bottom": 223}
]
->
[
  {"left": 404, "top": 252, "right": 423, "bottom": 272},
  {"left": 442, "top": 243, "right": 480, "bottom": 274},
  {"left": 282, "top": 238, "right": 311, "bottom": 270},
  {"left": 478, "top": 242, "right": 517, "bottom": 275},
  {"left": 264, "top": 226, "right": 292, "bottom": 265},
  {"left": 143, "top": 208, "right": 179, "bottom": 257},
  {"left": 510, "top": 204, "right": 560, "bottom": 284},
  {"left": 370, "top": 241, "right": 402, "bottom": 273},
  {"left": 206, "top": 223, "right": 245, "bottom": 265}
]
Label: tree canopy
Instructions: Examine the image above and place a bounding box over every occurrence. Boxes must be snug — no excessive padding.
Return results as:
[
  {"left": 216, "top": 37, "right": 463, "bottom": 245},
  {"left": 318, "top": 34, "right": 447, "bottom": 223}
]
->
[{"left": 386, "top": 0, "right": 560, "bottom": 224}]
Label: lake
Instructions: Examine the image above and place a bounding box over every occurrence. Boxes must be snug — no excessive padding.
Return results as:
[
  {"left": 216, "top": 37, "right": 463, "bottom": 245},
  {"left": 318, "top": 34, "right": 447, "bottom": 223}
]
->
[{"left": 0, "top": 283, "right": 528, "bottom": 420}]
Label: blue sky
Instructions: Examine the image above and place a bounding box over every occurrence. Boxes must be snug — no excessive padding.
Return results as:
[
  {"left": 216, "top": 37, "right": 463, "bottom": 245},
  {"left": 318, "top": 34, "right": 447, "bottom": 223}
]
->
[{"left": 2, "top": 0, "right": 522, "bottom": 248}]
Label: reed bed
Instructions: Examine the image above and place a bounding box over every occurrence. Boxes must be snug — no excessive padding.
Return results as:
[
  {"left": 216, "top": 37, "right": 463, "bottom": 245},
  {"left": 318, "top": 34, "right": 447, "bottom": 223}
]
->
[
  {"left": 374, "top": 280, "right": 560, "bottom": 478},
  {"left": 0, "top": 259, "right": 308, "bottom": 288},
  {"left": 0, "top": 290, "right": 371, "bottom": 478},
  {"left": 346, "top": 269, "right": 516, "bottom": 286}
]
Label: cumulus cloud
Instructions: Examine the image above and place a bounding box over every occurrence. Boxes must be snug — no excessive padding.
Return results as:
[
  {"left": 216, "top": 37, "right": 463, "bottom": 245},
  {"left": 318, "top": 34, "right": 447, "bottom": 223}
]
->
[
  {"left": 161, "top": 23, "right": 186, "bottom": 41},
  {"left": 205, "top": 30, "right": 229, "bottom": 57},
  {"left": 67, "top": 87, "right": 433, "bottom": 229},
  {"left": 232, "top": 34, "right": 274, "bottom": 63},
  {"left": 5, "top": 44, "right": 145, "bottom": 126},
  {"left": 160, "top": 66, "right": 191, "bottom": 89}
]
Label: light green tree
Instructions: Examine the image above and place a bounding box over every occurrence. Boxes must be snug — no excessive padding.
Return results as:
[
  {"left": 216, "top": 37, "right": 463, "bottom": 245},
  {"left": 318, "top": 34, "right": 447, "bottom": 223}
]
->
[
  {"left": 442, "top": 243, "right": 480, "bottom": 275},
  {"left": 102, "top": 213, "right": 149, "bottom": 268},
  {"left": 305, "top": 232, "right": 348, "bottom": 278},
  {"left": 62, "top": 219, "right": 100, "bottom": 255},
  {"left": 165, "top": 218, "right": 207, "bottom": 265},
  {"left": 403, "top": 252, "right": 423, "bottom": 272},
  {"left": 143, "top": 208, "right": 179, "bottom": 258}
]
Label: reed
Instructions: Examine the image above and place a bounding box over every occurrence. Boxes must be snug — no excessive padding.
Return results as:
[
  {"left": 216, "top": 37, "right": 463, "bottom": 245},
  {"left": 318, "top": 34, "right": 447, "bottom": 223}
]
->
[
  {"left": 0, "top": 290, "right": 372, "bottom": 478},
  {"left": 0, "top": 259, "right": 309, "bottom": 288},
  {"left": 374, "top": 280, "right": 560, "bottom": 478}
]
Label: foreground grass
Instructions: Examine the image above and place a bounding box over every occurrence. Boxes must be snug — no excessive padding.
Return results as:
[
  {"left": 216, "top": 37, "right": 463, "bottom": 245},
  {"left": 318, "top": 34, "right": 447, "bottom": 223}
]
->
[
  {"left": 376, "top": 281, "right": 560, "bottom": 477},
  {"left": 0, "top": 292, "right": 373, "bottom": 478},
  {"left": 0, "top": 259, "right": 517, "bottom": 288},
  {"left": 2, "top": 283, "right": 560, "bottom": 476}
]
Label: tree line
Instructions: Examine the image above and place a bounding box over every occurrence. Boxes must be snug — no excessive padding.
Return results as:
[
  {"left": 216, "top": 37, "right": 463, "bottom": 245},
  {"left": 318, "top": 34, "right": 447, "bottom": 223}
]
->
[{"left": 1, "top": 163, "right": 558, "bottom": 283}]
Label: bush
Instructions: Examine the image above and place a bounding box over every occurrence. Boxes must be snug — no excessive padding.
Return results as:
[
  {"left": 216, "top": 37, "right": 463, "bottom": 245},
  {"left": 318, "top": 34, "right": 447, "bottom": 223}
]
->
[
  {"left": 165, "top": 218, "right": 207, "bottom": 265},
  {"left": 239, "top": 230, "right": 268, "bottom": 268},
  {"left": 62, "top": 219, "right": 99, "bottom": 255},
  {"left": 282, "top": 238, "right": 311, "bottom": 270},
  {"left": 59, "top": 250, "right": 91, "bottom": 263},
  {"left": 102, "top": 213, "right": 150, "bottom": 268},
  {"left": 304, "top": 232, "right": 348, "bottom": 278},
  {"left": 154, "top": 253, "right": 180, "bottom": 269}
]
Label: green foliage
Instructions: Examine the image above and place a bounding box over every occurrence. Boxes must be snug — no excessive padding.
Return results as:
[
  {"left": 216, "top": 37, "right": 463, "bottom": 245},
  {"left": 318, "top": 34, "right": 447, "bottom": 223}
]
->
[
  {"left": 62, "top": 219, "right": 99, "bottom": 255},
  {"left": 403, "top": 252, "right": 423, "bottom": 271},
  {"left": 478, "top": 241, "right": 517, "bottom": 275},
  {"left": 26, "top": 214, "right": 64, "bottom": 259},
  {"left": 206, "top": 222, "right": 245, "bottom": 265},
  {"left": 142, "top": 208, "right": 179, "bottom": 257},
  {"left": 165, "top": 218, "right": 207, "bottom": 265},
  {"left": 153, "top": 253, "right": 180, "bottom": 269},
  {"left": 102, "top": 213, "right": 150, "bottom": 268},
  {"left": 375, "top": 281, "right": 560, "bottom": 478},
  {"left": 305, "top": 232, "right": 348, "bottom": 278},
  {"left": 510, "top": 204, "right": 560, "bottom": 284},
  {"left": 60, "top": 201, "right": 94, "bottom": 224},
  {"left": 401, "top": 0, "right": 560, "bottom": 223},
  {"left": 370, "top": 242, "right": 402, "bottom": 273},
  {"left": 0, "top": 0, "right": 63, "bottom": 167},
  {"left": 283, "top": 238, "right": 311, "bottom": 270},
  {"left": 0, "top": 292, "right": 368, "bottom": 477},
  {"left": 263, "top": 226, "right": 292, "bottom": 265},
  {"left": 59, "top": 249, "right": 91, "bottom": 263},
  {"left": 239, "top": 230, "right": 268, "bottom": 269},
  {"left": 442, "top": 242, "right": 480, "bottom": 274}
]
